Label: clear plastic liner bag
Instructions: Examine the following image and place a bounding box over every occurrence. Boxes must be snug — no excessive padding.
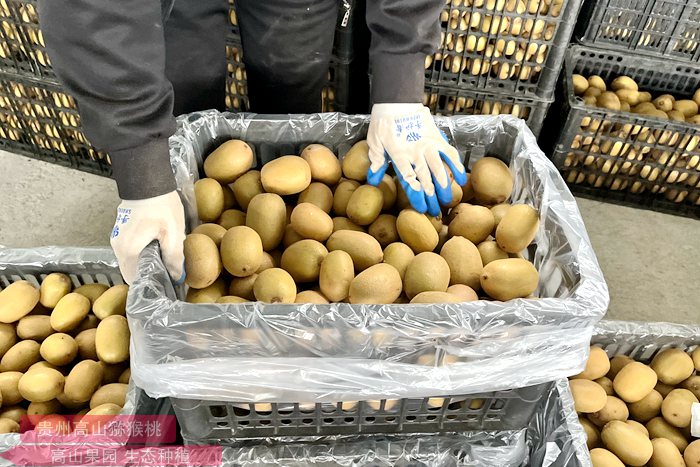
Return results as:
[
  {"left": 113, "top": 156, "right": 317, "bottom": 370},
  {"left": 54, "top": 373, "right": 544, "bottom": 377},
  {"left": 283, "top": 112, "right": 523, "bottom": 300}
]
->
[
  {"left": 0, "top": 247, "right": 174, "bottom": 459},
  {"left": 526, "top": 380, "right": 590, "bottom": 467},
  {"left": 128, "top": 111, "right": 609, "bottom": 402}
]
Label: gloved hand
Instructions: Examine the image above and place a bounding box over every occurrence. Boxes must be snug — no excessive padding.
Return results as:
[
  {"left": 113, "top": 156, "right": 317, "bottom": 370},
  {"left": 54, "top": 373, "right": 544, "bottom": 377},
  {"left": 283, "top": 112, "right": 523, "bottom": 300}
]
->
[
  {"left": 110, "top": 190, "right": 186, "bottom": 285},
  {"left": 367, "top": 103, "right": 467, "bottom": 216}
]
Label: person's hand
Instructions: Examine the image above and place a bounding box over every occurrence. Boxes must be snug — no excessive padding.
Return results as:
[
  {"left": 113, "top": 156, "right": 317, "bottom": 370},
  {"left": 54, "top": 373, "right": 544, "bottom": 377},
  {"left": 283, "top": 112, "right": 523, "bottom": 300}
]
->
[
  {"left": 110, "top": 191, "right": 186, "bottom": 285},
  {"left": 366, "top": 103, "right": 467, "bottom": 216}
]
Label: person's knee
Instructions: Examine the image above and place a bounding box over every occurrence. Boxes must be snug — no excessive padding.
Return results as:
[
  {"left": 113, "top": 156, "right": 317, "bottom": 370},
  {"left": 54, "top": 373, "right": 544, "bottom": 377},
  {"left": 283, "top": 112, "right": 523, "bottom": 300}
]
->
[{"left": 244, "top": 46, "right": 330, "bottom": 87}]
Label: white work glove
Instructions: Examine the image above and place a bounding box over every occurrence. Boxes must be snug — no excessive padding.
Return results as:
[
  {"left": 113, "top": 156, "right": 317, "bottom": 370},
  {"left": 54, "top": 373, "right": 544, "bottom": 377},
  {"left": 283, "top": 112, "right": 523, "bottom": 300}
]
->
[
  {"left": 367, "top": 103, "right": 467, "bottom": 216},
  {"left": 110, "top": 191, "right": 186, "bottom": 285}
]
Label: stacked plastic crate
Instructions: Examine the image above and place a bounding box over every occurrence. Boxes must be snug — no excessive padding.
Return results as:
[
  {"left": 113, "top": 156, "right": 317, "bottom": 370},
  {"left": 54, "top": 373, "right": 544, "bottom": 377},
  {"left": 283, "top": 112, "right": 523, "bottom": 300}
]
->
[
  {"left": 422, "top": 0, "right": 583, "bottom": 136},
  {"left": 550, "top": 0, "right": 700, "bottom": 217},
  {"left": 224, "top": 0, "right": 356, "bottom": 113},
  {"left": 125, "top": 110, "right": 609, "bottom": 463},
  {"left": 170, "top": 320, "right": 700, "bottom": 466}
]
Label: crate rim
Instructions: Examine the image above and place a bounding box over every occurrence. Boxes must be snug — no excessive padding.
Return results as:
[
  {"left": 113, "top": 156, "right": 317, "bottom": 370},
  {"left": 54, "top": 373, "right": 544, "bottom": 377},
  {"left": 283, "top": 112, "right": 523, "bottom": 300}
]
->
[
  {"left": 422, "top": 83, "right": 554, "bottom": 136},
  {"left": 570, "top": 185, "right": 700, "bottom": 218},
  {"left": 424, "top": 82, "right": 555, "bottom": 105}
]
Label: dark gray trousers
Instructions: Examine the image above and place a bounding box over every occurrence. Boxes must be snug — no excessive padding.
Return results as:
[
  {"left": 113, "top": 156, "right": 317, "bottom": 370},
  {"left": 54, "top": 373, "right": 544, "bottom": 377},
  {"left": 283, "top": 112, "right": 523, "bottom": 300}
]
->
[{"left": 163, "top": 0, "right": 338, "bottom": 115}]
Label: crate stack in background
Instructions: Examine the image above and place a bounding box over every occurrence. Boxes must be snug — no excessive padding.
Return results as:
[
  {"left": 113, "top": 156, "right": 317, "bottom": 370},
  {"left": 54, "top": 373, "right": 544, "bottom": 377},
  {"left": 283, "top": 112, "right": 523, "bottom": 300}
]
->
[
  {"left": 421, "top": 0, "right": 583, "bottom": 136},
  {"left": 548, "top": 0, "right": 700, "bottom": 217},
  {"left": 0, "top": 0, "right": 112, "bottom": 175},
  {"left": 0, "top": 0, "right": 586, "bottom": 169}
]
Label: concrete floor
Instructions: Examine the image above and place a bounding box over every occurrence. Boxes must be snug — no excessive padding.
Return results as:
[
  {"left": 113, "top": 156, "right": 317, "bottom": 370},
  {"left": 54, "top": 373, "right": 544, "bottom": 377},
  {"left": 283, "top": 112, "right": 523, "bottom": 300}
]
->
[{"left": 1, "top": 150, "right": 698, "bottom": 324}]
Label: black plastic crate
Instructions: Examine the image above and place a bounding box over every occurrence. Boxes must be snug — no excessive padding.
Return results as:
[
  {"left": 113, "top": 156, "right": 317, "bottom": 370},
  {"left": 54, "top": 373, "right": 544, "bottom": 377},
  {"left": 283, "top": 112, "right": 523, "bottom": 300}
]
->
[
  {"left": 0, "top": 72, "right": 111, "bottom": 175},
  {"left": 577, "top": 0, "right": 700, "bottom": 61},
  {"left": 173, "top": 385, "right": 548, "bottom": 443},
  {"left": 424, "top": 84, "right": 551, "bottom": 136},
  {"left": 425, "top": 0, "right": 582, "bottom": 98},
  {"left": 550, "top": 45, "right": 700, "bottom": 218},
  {"left": 0, "top": 82, "right": 35, "bottom": 153},
  {"left": 0, "top": 0, "right": 54, "bottom": 79},
  {"left": 227, "top": 0, "right": 239, "bottom": 38},
  {"left": 128, "top": 112, "right": 606, "bottom": 450},
  {"left": 0, "top": 0, "right": 38, "bottom": 76},
  {"left": 224, "top": 40, "right": 250, "bottom": 112},
  {"left": 0, "top": 247, "right": 180, "bottom": 447}
]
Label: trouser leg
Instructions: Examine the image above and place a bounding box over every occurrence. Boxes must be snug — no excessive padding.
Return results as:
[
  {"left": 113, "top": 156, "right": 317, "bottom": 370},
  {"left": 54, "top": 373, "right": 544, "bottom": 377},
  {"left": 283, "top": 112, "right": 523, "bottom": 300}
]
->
[
  {"left": 236, "top": 0, "right": 338, "bottom": 113},
  {"left": 164, "top": 0, "right": 228, "bottom": 115}
]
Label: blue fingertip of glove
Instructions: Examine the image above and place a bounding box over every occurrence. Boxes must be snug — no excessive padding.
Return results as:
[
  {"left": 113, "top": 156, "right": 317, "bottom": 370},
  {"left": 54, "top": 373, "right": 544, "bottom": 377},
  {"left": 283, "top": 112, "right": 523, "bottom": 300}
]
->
[
  {"left": 366, "top": 158, "right": 389, "bottom": 186},
  {"left": 174, "top": 261, "right": 187, "bottom": 285},
  {"left": 453, "top": 169, "right": 468, "bottom": 188},
  {"left": 441, "top": 152, "right": 468, "bottom": 187},
  {"left": 425, "top": 192, "right": 442, "bottom": 217},
  {"left": 396, "top": 175, "right": 428, "bottom": 214},
  {"left": 433, "top": 175, "right": 454, "bottom": 208},
  {"left": 438, "top": 130, "right": 468, "bottom": 187}
]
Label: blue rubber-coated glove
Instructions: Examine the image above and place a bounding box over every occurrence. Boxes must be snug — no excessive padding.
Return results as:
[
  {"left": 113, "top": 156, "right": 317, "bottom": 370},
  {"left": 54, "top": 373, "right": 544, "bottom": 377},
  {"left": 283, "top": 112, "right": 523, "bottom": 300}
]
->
[{"left": 366, "top": 104, "right": 467, "bottom": 216}]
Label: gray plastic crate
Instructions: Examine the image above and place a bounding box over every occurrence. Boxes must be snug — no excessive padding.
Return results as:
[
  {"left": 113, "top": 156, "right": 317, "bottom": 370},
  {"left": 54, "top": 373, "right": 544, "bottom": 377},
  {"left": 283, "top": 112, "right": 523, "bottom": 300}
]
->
[
  {"left": 550, "top": 45, "right": 700, "bottom": 218},
  {"left": 425, "top": 0, "right": 582, "bottom": 98},
  {"left": 126, "top": 112, "right": 607, "bottom": 451},
  {"left": 576, "top": 320, "right": 700, "bottom": 465},
  {"left": 424, "top": 84, "right": 551, "bottom": 137},
  {"left": 184, "top": 380, "right": 590, "bottom": 467},
  {"left": 578, "top": 0, "right": 700, "bottom": 61},
  {"left": 592, "top": 320, "right": 700, "bottom": 362},
  {"left": 0, "top": 247, "right": 173, "bottom": 448},
  {"left": 173, "top": 385, "right": 547, "bottom": 442}
]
